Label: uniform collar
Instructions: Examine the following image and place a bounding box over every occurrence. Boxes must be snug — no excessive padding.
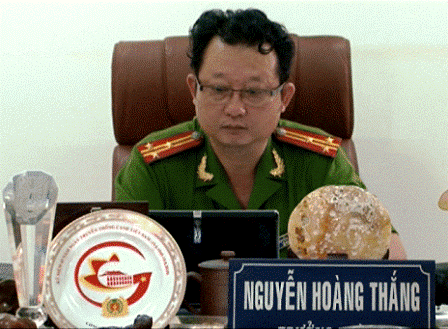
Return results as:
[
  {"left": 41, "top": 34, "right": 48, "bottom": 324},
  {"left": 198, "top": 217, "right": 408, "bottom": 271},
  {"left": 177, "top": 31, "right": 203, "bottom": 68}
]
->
[
  {"left": 248, "top": 139, "right": 285, "bottom": 209},
  {"left": 195, "top": 137, "right": 285, "bottom": 209}
]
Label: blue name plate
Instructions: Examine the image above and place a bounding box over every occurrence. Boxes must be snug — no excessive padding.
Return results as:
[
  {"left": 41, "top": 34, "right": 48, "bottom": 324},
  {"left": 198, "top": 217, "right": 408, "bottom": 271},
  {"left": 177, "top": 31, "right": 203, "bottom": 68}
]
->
[{"left": 228, "top": 259, "right": 435, "bottom": 328}]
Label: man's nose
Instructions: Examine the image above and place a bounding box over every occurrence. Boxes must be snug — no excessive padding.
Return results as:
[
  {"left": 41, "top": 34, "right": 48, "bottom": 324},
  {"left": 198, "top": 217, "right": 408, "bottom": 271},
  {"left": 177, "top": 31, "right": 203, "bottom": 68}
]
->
[{"left": 223, "top": 91, "right": 246, "bottom": 116}]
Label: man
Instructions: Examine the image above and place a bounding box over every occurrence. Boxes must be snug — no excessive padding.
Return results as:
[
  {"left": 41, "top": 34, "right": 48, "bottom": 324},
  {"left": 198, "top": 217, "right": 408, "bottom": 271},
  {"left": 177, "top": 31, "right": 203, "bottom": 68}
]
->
[{"left": 115, "top": 9, "right": 406, "bottom": 259}]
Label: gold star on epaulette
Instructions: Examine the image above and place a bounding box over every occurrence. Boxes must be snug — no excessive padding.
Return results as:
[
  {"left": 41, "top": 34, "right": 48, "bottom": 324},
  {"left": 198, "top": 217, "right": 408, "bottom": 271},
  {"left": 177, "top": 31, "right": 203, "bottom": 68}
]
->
[
  {"left": 275, "top": 126, "right": 341, "bottom": 158},
  {"left": 138, "top": 131, "right": 203, "bottom": 164}
]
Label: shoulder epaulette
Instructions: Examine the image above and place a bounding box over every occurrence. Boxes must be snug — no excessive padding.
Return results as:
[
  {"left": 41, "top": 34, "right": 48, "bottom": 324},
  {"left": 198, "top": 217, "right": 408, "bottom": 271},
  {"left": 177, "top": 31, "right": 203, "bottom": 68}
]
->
[
  {"left": 137, "top": 131, "right": 203, "bottom": 164},
  {"left": 274, "top": 126, "right": 341, "bottom": 158}
]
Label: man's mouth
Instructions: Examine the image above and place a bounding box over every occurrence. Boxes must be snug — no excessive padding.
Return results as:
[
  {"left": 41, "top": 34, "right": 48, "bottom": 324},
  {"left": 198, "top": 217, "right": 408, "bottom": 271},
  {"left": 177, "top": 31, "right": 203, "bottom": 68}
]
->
[{"left": 221, "top": 124, "right": 246, "bottom": 130}]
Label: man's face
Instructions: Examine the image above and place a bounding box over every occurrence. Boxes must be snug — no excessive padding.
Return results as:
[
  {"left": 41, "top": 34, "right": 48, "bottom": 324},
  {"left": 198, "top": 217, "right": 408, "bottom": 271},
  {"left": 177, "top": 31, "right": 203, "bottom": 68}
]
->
[{"left": 187, "top": 37, "right": 295, "bottom": 151}]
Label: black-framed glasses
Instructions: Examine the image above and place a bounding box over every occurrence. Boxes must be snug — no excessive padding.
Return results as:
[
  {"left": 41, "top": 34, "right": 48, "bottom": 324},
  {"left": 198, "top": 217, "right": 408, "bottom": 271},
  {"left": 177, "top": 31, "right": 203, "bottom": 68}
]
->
[{"left": 197, "top": 79, "right": 284, "bottom": 107}]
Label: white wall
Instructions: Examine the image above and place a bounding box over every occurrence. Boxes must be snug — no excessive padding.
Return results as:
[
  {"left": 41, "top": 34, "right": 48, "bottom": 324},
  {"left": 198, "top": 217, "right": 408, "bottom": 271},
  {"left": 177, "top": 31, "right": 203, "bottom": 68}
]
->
[{"left": 1, "top": 1, "right": 447, "bottom": 263}]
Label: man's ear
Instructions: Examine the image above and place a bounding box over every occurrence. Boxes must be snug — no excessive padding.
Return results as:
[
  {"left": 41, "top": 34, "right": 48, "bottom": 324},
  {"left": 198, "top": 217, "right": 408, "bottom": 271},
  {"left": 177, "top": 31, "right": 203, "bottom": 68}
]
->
[
  {"left": 186, "top": 74, "right": 198, "bottom": 105},
  {"left": 280, "top": 82, "right": 295, "bottom": 113}
]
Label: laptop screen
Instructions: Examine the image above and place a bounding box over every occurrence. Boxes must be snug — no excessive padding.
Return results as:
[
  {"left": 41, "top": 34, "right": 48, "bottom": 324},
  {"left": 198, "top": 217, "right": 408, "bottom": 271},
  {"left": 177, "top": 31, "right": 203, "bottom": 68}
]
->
[{"left": 147, "top": 209, "right": 279, "bottom": 272}]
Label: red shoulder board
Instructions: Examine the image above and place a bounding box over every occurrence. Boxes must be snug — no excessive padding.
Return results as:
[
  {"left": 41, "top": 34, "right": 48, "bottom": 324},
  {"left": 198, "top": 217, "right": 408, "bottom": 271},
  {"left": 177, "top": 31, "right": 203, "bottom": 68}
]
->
[
  {"left": 274, "top": 127, "right": 341, "bottom": 158},
  {"left": 138, "top": 131, "right": 203, "bottom": 164}
]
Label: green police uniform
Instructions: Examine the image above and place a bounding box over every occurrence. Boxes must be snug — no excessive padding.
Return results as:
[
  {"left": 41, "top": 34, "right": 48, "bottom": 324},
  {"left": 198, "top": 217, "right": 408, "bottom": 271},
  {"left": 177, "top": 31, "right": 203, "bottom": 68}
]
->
[{"left": 115, "top": 118, "right": 367, "bottom": 257}]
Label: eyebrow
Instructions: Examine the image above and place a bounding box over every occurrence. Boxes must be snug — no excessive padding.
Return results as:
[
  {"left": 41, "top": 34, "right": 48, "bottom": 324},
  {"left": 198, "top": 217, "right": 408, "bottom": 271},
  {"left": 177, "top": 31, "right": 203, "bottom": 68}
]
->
[{"left": 208, "top": 73, "right": 264, "bottom": 83}]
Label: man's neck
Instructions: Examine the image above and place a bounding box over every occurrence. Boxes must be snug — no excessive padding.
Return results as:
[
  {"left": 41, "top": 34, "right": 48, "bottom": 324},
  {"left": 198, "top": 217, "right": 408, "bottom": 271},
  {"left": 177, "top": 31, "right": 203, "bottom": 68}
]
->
[
  {"left": 209, "top": 139, "right": 268, "bottom": 209},
  {"left": 210, "top": 139, "right": 268, "bottom": 176}
]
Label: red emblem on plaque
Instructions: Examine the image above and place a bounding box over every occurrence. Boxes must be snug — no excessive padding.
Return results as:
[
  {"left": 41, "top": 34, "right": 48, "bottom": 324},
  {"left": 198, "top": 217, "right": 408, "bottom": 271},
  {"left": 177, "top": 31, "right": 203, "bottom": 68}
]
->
[{"left": 74, "top": 241, "right": 152, "bottom": 316}]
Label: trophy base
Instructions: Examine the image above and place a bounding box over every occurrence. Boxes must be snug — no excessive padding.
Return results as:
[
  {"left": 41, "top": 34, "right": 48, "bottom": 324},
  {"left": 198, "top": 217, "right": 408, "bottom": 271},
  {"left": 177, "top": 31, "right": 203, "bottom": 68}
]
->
[{"left": 16, "top": 306, "right": 48, "bottom": 328}]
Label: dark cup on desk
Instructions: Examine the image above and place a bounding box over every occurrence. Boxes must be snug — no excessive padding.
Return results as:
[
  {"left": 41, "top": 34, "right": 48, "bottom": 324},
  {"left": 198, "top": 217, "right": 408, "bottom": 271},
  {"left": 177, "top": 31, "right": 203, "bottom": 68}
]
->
[{"left": 184, "top": 251, "right": 235, "bottom": 316}]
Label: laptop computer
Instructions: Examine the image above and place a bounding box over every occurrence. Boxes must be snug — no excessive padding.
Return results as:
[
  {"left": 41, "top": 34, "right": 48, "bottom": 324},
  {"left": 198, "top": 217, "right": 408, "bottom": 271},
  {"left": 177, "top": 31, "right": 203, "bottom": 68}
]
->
[{"left": 146, "top": 209, "right": 279, "bottom": 272}]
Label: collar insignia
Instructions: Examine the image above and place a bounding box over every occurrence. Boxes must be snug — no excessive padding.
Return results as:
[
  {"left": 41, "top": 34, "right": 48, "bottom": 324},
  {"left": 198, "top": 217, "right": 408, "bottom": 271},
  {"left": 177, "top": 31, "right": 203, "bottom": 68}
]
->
[
  {"left": 270, "top": 149, "right": 285, "bottom": 178},
  {"left": 197, "top": 155, "right": 214, "bottom": 182}
]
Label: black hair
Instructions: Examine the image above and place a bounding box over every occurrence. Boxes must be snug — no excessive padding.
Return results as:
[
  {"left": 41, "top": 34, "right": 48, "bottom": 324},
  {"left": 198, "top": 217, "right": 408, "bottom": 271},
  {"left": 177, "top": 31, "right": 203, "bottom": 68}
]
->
[{"left": 188, "top": 9, "right": 294, "bottom": 84}]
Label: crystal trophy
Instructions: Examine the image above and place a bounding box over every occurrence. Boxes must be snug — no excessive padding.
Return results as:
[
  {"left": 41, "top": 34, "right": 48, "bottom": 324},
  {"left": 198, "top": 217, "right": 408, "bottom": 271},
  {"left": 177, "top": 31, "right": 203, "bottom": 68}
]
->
[{"left": 2, "top": 171, "right": 58, "bottom": 327}]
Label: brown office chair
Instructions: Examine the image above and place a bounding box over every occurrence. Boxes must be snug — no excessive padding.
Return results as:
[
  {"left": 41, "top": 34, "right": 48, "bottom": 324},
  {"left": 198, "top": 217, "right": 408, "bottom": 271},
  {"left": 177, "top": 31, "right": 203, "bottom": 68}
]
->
[{"left": 111, "top": 35, "right": 359, "bottom": 199}]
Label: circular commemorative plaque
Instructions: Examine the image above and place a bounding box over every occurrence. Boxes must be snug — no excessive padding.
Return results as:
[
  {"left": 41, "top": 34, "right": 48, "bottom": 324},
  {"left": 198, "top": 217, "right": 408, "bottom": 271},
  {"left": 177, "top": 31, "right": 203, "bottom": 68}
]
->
[{"left": 44, "top": 209, "right": 186, "bottom": 328}]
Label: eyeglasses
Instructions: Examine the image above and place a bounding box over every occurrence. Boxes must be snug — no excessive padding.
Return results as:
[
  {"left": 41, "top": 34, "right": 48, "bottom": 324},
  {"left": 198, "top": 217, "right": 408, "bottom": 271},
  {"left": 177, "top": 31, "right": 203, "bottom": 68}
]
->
[{"left": 197, "top": 79, "right": 284, "bottom": 107}]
